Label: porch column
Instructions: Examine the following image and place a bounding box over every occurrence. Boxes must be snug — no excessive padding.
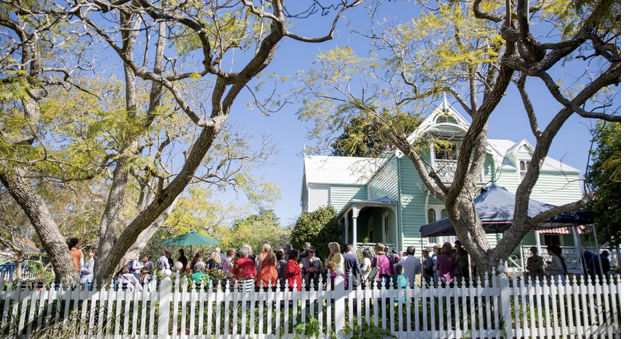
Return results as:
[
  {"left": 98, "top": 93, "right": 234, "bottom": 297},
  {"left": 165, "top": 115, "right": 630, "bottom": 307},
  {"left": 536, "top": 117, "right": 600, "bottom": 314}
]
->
[
  {"left": 352, "top": 205, "right": 360, "bottom": 253},
  {"left": 344, "top": 213, "right": 349, "bottom": 246},
  {"left": 534, "top": 231, "right": 542, "bottom": 256}
]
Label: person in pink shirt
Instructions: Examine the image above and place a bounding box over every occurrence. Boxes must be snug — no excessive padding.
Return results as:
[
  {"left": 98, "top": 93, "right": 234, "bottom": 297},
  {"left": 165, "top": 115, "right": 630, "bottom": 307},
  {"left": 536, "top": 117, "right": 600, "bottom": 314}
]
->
[
  {"left": 371, "top": 243, "right": 394, "bottom": 288},
  {"left": 436, "top": 242, "right": 456, "bottom": 286}
]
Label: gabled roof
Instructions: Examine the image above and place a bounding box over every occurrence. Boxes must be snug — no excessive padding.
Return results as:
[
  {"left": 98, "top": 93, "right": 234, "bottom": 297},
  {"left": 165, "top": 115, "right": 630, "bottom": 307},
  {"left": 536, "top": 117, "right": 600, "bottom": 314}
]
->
[
  {"left": 488, "top": 139, "right": 580, "bottom": 173},
  {"left": 405, "top": 95, "right": 471, "bottom": 145},
  {"left": 303, "top": 155, "right": 386, "bottom": 185}
]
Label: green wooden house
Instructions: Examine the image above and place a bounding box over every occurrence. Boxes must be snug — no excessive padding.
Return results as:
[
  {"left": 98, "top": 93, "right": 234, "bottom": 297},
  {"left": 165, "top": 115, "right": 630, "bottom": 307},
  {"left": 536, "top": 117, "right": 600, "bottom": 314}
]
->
[{"left": 300, "top": 99, "right": 600, "bottom": 272}]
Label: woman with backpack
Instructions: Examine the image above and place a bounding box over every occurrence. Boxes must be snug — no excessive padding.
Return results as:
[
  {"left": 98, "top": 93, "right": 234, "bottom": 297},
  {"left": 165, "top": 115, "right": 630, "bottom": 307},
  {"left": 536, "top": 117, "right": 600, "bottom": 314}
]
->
[{"left": 370, "top": 243, "right": 394, "bottom": 289}]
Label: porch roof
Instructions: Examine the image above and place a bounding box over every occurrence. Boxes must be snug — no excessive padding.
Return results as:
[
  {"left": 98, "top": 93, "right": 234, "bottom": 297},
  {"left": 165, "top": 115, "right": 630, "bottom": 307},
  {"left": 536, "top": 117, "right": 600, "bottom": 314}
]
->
[{"left": 337, "top": 196, "right": 398, "bottom": 220}]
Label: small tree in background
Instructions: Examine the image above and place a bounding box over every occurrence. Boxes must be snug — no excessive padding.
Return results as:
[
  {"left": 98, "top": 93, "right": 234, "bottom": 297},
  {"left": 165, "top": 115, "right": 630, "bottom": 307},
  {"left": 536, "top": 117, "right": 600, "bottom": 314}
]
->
[
  {"left": 219, "top": 209, "right": 290, "bottom": 252},
  {"left": 586, "top": 121, "right": 620, "bottom": 248},
  {"left": 290, "top": 205, "right": 343, "bottom": 261}
]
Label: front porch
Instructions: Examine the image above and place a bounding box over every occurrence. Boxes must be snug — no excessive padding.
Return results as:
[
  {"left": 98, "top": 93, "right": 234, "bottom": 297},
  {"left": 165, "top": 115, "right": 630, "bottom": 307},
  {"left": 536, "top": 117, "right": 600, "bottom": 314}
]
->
[{"left": 337, "top": 197, "right": 399, "bottom": 253}]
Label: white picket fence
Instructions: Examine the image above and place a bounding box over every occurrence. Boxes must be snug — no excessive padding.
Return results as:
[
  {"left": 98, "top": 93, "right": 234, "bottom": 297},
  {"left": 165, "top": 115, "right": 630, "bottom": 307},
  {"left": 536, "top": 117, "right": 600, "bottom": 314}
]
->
[{"left": 0, "top": 270, "right": 621, "bottom": 338}]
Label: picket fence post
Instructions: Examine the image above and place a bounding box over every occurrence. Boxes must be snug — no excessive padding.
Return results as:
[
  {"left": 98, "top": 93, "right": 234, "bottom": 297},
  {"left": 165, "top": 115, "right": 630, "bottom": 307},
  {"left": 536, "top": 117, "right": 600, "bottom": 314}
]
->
[
  {"left": 497, "top": 260, "right": 513, "bottom": 339},
  {"left": 158, "top": 278, "right": 172, "bottom": 336},
  {"left": 334, "top": 275, "right": 346, "bottom": 338}
]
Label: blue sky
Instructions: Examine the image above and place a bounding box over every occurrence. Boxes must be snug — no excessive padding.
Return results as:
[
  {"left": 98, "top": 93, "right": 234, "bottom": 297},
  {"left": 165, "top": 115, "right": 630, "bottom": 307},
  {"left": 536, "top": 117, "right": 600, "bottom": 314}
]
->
[{"left": 218, "top": 1, "right": 620, "bottom": 226}]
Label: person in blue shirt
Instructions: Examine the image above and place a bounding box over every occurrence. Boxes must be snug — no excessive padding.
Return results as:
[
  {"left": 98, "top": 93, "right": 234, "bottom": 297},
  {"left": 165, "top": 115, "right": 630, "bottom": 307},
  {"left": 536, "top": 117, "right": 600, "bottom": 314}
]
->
[{"left": 392, "top": 264, "right": 408, "bottom": 302}]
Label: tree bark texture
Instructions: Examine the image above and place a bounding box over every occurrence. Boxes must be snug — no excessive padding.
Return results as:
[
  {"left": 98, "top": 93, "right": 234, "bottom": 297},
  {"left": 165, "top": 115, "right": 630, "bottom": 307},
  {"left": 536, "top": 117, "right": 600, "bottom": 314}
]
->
[{"left": 0, "top": 168, "right": 78, "bottom": 283}]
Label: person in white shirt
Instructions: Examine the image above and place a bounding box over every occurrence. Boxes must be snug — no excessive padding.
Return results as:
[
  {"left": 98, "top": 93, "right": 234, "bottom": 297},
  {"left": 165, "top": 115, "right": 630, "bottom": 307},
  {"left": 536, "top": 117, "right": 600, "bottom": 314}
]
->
[
  {"left": 170, "top": 262, "right": 183, "bottom": 280},
  {"left": 130, "top": 255, "right": 144, "bottom": 281},
  {"left": 80, "top": 249, "right": 95, "bottom": 288},
  {"left": 360, "top": 248, "right": 373, "bottom": 283},
  {"left": 400, "top": 246, "right": 422, "bottom": 288},
  {"left": 118, "top": 266, "right": 142, "bottom": 291},
  {"left": 157, "top": 250, "right": 171, "bottom": 276}
]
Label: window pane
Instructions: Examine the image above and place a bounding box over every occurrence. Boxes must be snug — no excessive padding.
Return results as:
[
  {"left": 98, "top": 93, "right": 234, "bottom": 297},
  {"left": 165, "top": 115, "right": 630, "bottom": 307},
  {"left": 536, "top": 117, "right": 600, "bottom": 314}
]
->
[
  {"left": 428, "top": 209, "right": 436, "bottom": 223},
  {"left": 441, "top": 209, "right": 448, "bottom": 218}
]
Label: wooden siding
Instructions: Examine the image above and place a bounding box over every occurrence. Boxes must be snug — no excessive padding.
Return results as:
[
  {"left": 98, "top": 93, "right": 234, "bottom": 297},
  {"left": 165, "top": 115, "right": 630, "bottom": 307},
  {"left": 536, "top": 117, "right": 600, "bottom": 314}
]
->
[
  {"left": 330, "top": 185, "right": 367, "bottom": 214},
  {"left": 368, "top": 157, "right": 399, "bottom": 201},
  {"left": 483, "top": 154, "right": 497, "bottom": 183},
  {"left": 493, "top": 169, "right": 519, "bottom": 192},
  {"left": 528, "top": 172, "right": 583, "bottom": 205},
  {"left": 398, "top": 157, "right": 428, "bottom": 256},
  {"left": 494, "top": 170, "right": 582, "bottom": 205},
  {"left": 398, "top": 152, "right": 583, "bottom": 259}
]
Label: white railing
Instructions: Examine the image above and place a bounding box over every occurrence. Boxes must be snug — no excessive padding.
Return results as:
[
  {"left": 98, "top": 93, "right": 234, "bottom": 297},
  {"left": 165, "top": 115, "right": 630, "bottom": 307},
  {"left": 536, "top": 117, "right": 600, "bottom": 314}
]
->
[
  {"left": 355, "top": 243, "right": 397, "bottom": 256},
  {"left": 0, "top": 272, "right": 621, "bottom": 338},
  {"left": 433, "top": 159, "right": 458, "bottom": 183},
  {"left": 1, "top": 270, "right": 37, "bottom": 282},
  {"left": 521, "top": 246, "right": 620, "bottom": 272}
]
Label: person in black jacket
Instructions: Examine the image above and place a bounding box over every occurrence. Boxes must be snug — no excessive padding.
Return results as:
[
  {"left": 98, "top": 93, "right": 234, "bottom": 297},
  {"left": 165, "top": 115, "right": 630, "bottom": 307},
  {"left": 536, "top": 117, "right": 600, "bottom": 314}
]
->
[{"left": 343, "top": 244, "right": 362, "bottom": 288}]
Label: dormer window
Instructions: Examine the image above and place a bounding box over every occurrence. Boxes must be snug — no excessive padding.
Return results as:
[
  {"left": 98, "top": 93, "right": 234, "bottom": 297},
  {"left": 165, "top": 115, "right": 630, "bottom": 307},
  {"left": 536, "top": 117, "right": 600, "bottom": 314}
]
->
[
  {"left": 434, "top": 142, "right": 460, "bottom": 160},
  {"left": 437, "top": 115, "right": 449, "bottom": 124},
  {"left": 519, "top": 159, "right": 530, "bottom": 180}
]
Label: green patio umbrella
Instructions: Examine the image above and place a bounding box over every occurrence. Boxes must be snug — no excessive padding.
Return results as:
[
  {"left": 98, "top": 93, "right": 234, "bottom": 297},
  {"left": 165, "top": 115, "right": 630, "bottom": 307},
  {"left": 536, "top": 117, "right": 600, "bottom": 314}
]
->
[{"left": 161, "top": 230, "right": 222, "bottom": 258}]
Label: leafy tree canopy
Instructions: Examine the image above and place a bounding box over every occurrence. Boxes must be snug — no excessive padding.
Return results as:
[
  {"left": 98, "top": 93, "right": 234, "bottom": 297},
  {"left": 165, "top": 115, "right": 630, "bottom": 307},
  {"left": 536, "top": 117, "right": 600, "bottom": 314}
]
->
[
  {"left": 294, "top": 0, "right": 620, "bottom": 274},
  {"left": 330, "top": 114, "right": 422, "bottom": 157},
  {"left": 585, "top": 121, "right": 620, "bottom": 248},
  {"left": 217, "top": 208, "right": 289, "bottom": 253}
]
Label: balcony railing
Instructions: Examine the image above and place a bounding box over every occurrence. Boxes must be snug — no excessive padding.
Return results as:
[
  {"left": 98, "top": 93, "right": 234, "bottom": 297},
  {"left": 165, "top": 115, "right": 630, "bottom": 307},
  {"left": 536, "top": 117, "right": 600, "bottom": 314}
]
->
[
  {"left": 433, "top": 159, "right": 458, "bottom": 183},
  {"left": 520, "top": 246, "right": 619, "bottom": 272}
]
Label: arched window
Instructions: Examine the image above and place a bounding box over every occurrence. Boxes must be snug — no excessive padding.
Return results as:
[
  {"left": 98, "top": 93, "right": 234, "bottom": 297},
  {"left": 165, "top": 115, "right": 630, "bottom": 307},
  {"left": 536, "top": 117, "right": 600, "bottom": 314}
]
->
[
  {"left": 427, "top": 209, "right": 437, "bottom": 223},
  {"left": 519, "top": 160, "right": 530, "bottom": 180}
]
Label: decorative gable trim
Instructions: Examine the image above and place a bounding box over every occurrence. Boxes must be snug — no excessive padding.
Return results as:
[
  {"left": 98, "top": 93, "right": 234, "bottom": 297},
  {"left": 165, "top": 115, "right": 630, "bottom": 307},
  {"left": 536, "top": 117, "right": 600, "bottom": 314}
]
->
[{"left": 404, "top": 96, "right": 471, "bottom": 147}]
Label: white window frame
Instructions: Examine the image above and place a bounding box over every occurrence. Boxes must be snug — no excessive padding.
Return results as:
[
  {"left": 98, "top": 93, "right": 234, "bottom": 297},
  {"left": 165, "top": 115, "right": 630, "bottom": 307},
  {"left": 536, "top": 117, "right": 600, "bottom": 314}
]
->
[
  {"left": 368, "top": 184, "right": 373, "bottom": 200},
  {"left": 426, "top": 205, "right": 454, "bottom": 246},
  {"left": 432, "top": 141, "right": 461, "bottom": 161},
  {"left": 518, "top": 158, "right": 531, "bottom": 182},
  {"left": 382, "top": 212, "right": 389, "bottom": 243}
]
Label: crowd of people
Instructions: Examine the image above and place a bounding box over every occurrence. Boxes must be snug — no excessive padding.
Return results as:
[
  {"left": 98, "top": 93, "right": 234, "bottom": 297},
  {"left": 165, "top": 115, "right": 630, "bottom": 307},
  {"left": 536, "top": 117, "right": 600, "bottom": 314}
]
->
[
  {"left": 525, "top": 244, "right": 611, "bottom": 285},
  {"left": 68, "top": 236, "right": 613, "bottom": 292}
]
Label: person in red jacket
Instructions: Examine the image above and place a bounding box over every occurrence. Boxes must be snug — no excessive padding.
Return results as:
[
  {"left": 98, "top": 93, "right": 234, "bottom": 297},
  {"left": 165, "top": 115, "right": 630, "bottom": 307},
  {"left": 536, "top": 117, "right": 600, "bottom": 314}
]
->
[
  {"left": 232, "top": 247, "right": 257, "bottom": 292},
  {"left": 286, "top": 249, "right": 302, "bottom": 291}
]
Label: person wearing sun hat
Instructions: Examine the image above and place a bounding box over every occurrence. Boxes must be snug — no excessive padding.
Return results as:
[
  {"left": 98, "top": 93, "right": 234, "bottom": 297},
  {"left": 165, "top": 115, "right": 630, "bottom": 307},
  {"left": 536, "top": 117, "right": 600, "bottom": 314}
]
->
[{"left": 370, "top": 243, "right": 394, "bottom": 288}]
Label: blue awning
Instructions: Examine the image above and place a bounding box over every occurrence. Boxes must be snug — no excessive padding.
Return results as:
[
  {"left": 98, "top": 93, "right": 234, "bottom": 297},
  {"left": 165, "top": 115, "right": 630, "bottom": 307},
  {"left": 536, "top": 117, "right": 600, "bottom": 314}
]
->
[{"left": 419, "top": 184, "right": 592, "bottom": 237}]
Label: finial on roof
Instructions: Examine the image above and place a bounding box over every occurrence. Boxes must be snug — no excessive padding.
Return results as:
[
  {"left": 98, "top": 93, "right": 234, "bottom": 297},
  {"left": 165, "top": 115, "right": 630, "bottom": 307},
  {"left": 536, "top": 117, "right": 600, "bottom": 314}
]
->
[{"left": 443, "top": 92, "right": 449, "bottom": 111}]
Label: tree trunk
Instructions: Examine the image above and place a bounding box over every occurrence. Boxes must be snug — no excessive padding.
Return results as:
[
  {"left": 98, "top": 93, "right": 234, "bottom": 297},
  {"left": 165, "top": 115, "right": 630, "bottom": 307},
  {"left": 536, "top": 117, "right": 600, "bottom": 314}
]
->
[
  {"left": 0, "top": 168, "right": 78, "bottom": 284},
  {"left": 95, "top": 197, "right": 177, "bottom": 288}
]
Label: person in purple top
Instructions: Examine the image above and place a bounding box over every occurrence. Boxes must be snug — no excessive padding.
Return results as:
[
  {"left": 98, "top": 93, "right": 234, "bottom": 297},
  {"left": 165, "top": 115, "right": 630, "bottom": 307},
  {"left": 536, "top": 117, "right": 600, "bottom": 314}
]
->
[
  {"left": 436, "top": 242, "right": 456, "bottom": 286},
  {"left": 371, "top": 243, "right": 394, "bottom": 289},
  {"left": 222, "top": 248, "right": 236, "bottom": 275}
]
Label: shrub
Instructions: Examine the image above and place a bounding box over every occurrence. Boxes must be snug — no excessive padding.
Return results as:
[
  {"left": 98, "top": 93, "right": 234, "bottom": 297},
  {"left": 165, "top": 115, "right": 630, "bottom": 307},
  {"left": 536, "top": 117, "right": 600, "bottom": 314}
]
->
[{"left": 290, "top": 205, "right": 343, "bottom": 261}]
